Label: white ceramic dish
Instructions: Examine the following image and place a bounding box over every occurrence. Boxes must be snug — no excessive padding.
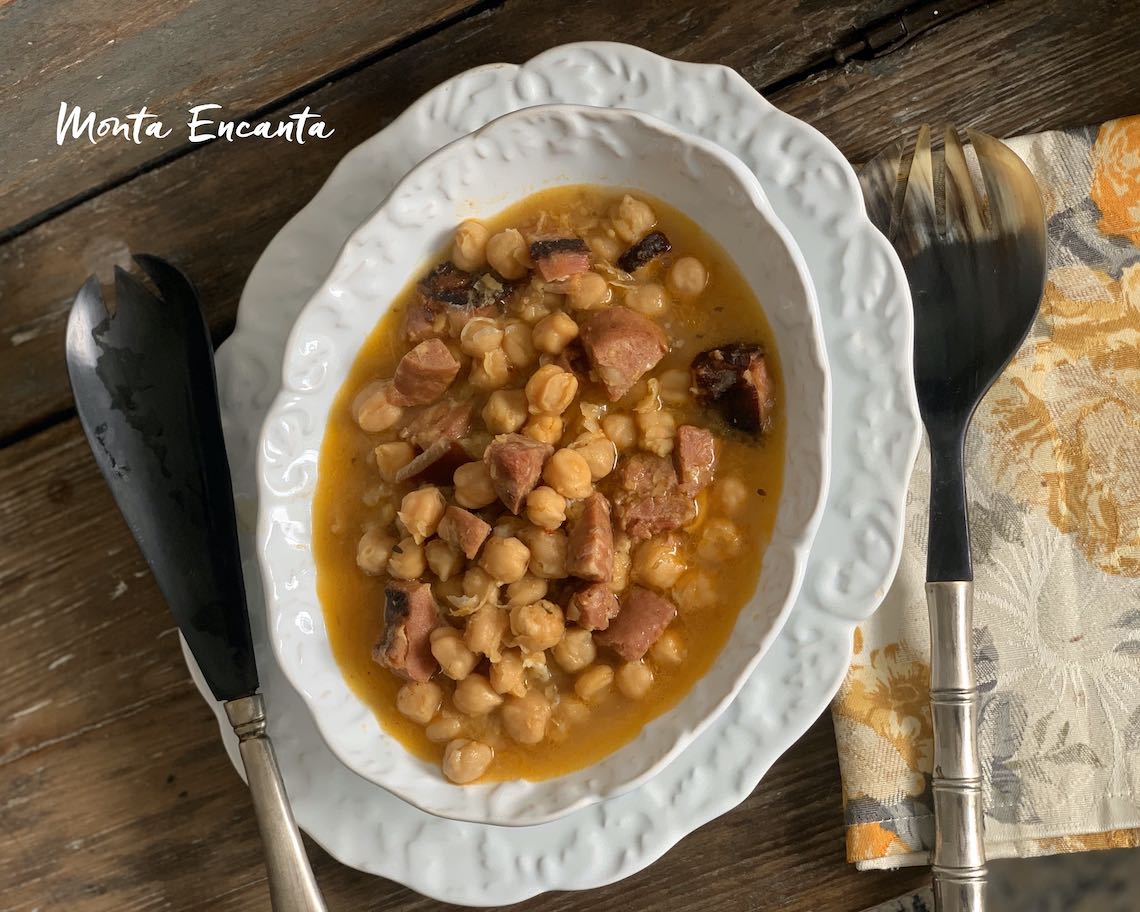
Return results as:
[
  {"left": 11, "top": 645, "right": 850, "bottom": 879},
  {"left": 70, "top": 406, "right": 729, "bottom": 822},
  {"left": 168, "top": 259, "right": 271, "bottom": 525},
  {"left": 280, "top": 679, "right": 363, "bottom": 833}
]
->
[
  {"left": 191, "top": 42, "right": 919, "bottom": 905},
  {"left": 257, "top": 103, "right": 831, "bottom": 826}
]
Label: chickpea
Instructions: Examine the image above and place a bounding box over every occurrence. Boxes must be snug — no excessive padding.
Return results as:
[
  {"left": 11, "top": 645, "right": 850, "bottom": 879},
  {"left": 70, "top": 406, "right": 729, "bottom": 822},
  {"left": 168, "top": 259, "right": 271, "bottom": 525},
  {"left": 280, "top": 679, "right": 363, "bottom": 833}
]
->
[
  {"left": 569, "top": 433, "right": 617, "bottom": 481},
  {"left": 712, "top": 476, "right": 750, "bottom": 514},
  {"left": 610, "top": 545, "right": 632, "bottom": 593},
  {"left": 525, "top": 486, "right": 567, "bottom": 531},
  {"left": 575, "top": 664, "right": 615, "bottom": 702},
  {"left": 356, "top": 528, "right": 396, "bottom": 575},
  {"left": 602, "top": 413, "right": 637, "bottom": 451},
  {"left": 509, "top": 599, "right": 565, "bottom": 652},
  {"left": 553, "top": 627, "right": 597, "bottom": 673},
  {"left": 388, "top": 537, "right": 426, "bottom": 579},
  {"left": 522, "top": 414, "right": 563, "bottom": 445},
  {"left": 543, "top": 449, "right": 593, "bottom": 500},
  {"left": 452, "top": 673, "right": 504, "bottom": 716},
  {"left": 657, "top": 368, "right": 692, "bottom": 406},
  {"left": 697, "top": 518, "right": 744, "bottom": 563},
  {"left": 352, "top": 380, "right": 403, "bottom": 433},
  {"left": 650, "top": 627, "right": 687, "bottom": 667},
  {"left": 459, "top": 316, "right": 503, "bottom": 356},
  {"left": 373, "top": 441, "right": 415, "bottom": 484},
  {"left": 442, "top": 739, "right": 494, "bottom": 784},
  {"left": 469, "top": 348, "right": 511, "bottom": 390},
  {"left": 525, "top": 363, "right": 578, "bottom": 416},
  {"left": 612, "top": 194, "right": 656, "bottom": 243},
  {"left": 506, "top": 574, "right": 548, "bottom": 605},
  {"left": 501, "top": 691, "right": 551, "bottom": 744},
  {"left": 462, "top": 565, "right": 499, "bottom": 604},
  {"left": 431, "top": 626, "right": 478, "bottom": 680},
  {"left": 465, "top": 606, "right": 508, "bottom": 659},
  {"left": 667, "top": 256, "right": 708, "bottom": 297},
  {"left": 479, "top": 535, "right": 531, "bottom": 584},
  {"left": 637, "top": 408, "right": 676, "bottom": 457},
  {"left": 517, "top": 527, "right": 568, "bottom": 579},
  {"left": 586, "top": 233, "right": 622, "bottom": 263},
  {"left": 486, "top": 228, "right": 529, "bottom": 280},
  {"left": 398, "top": 486, "right": 446, "bottom": 544},
  {"left": 425, "top": 539, "right": 464, "bottom": 582},
  {"left": 503, "top": 320, "right": 538, "bottom": 368},
  {"left": 673, "top": 569, "right": 716, "bottom": 612},
  {"left": 433, "top": 575, "right": 465, "bottom": 607},
  {"left": 491, "top": 515, "right": 526, "bottom": 540},
  {"left": 490, "top": 647, "right": 527, "bottom": 697},
  {"left": 452, "top": 219, "right": 490, "bottom": 271},
  {"left": 425, "top": 713, "right": 463, "bottom": 743},
  {"left": 395, "top": 680, "right": 442, "bottom": 725},
  {"left": 482, "top": 389, "right": 528, "bottom": 434},
  {"left": 532, "top": 311, "right": 580, "bottom": 355},
  {"left": 623, "top": 282, "right": 667, "bottom": 316},
  {"left": 633, "top": 536, "right": 686, "bottom": 589},
  {"left": 566, "top": 272, "right": 611, "bottom": 311},
  {"left": 453, "top": 461, "right": 497, "bottom": 509},
  {"left": 616, "top": 661, "right": 654, "bottom": 699}
]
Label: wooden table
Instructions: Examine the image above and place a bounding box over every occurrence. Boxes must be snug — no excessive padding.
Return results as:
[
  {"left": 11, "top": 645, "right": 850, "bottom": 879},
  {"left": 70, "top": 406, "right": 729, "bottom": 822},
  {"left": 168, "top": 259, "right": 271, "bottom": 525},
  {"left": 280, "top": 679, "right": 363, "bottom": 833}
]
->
[{"left": 2, "top": 1, "right": 1137, "bottom": 909}]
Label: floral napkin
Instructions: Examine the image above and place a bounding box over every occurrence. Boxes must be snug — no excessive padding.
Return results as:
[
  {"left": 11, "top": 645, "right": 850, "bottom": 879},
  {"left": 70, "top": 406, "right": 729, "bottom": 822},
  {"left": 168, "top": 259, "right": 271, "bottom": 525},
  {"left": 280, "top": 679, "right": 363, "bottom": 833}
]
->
[{"left": 834, "top": 116, "right": 1140, "bottom": 869}]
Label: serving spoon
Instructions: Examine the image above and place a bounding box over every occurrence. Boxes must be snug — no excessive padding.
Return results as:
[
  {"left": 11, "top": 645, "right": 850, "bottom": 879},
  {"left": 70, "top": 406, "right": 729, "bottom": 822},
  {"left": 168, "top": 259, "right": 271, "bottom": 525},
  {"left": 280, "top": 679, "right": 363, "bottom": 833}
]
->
[
  {"left": 65, "top": 255, "right": 327, "bottom": 912},
  {"left": 861, "top": 127, "right": 1047, "bottom": 911}
]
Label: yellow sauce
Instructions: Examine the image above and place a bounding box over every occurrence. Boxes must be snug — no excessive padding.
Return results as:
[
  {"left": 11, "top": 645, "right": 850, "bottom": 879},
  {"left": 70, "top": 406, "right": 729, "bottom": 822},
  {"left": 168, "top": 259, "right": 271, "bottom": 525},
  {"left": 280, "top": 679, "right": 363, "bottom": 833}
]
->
[{"left": 312, "top": 186, "right": 785, "bottom": 781}]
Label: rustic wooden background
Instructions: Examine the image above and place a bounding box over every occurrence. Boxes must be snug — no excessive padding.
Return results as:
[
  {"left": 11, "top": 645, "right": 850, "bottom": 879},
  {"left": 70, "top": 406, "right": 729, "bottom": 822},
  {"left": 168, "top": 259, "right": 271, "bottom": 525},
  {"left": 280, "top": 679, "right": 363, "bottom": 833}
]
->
[{"left": 2, "top": 0, "right": 1139, "bottom": 909}]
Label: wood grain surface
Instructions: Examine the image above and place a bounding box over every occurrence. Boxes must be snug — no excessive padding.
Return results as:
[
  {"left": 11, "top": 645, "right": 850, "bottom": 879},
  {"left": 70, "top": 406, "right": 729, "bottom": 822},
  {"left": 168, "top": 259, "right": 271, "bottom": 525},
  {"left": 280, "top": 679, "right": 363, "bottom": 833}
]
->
[{"left": 2, "top": 0, "right": 1139, "bottom": 909}]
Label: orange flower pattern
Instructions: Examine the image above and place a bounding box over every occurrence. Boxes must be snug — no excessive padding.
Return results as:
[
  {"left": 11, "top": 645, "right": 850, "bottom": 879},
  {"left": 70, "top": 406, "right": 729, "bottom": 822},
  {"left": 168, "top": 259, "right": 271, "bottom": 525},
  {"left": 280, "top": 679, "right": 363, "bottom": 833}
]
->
[{"left": 839, "top": 118, "right": 1140, "bottom": 869}]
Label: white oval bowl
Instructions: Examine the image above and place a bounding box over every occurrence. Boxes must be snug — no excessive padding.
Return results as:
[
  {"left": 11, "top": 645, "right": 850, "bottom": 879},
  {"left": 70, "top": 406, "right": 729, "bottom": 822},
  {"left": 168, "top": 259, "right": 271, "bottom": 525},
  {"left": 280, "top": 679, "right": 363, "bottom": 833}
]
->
[{"left": 257, "top": 104, "right": 830, "bottom": 826}]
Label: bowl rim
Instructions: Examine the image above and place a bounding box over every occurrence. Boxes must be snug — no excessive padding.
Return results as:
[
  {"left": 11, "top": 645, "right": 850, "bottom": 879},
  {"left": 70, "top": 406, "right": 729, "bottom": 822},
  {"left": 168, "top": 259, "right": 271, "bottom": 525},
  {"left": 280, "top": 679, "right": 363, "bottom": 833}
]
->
[{"left": 256, "top": 101, "right": 832, "bottom": 826}]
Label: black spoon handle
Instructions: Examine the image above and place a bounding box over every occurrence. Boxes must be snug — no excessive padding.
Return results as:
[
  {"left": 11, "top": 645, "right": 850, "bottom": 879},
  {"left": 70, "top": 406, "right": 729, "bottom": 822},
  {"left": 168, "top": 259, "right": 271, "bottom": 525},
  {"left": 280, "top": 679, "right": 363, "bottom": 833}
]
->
[{"left": 927, "top": 580, "right": 986, "bottom": 912}]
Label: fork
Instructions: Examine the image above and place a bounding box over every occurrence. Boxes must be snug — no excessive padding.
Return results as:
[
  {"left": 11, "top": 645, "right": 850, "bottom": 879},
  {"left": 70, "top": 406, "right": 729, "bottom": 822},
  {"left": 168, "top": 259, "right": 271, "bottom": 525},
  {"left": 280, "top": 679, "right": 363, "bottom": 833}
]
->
[{"left": 861, "top": 126, "right": 1047, "bottom": 911}]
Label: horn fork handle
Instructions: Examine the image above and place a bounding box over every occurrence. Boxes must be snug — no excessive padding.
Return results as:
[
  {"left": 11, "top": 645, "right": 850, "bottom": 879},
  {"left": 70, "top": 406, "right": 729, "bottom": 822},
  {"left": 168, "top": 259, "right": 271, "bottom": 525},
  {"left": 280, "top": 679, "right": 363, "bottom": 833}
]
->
[{"left": 927, "top": 581, "right": 986, "bottom": 911}]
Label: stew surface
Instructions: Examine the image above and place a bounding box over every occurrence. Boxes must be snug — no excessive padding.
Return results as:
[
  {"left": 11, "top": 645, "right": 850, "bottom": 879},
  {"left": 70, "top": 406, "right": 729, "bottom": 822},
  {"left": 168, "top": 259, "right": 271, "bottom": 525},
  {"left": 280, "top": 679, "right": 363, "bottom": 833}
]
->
[{"left": 313, "top": 185, "right": 785, "bottom": 783}]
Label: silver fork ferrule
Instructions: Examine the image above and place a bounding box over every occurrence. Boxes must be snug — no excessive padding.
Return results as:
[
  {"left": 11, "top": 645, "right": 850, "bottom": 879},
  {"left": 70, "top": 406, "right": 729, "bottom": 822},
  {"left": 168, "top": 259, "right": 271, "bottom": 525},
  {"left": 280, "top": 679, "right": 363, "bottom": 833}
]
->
[{"left": 927, "top": 581, "right": 986, "bottom": 911}]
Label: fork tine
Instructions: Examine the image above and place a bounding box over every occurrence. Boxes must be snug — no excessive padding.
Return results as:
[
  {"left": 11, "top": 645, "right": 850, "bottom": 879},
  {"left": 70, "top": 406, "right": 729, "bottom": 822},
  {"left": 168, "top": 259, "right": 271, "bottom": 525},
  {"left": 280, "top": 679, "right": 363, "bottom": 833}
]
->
[
  {"left": 897, "top": 124, "right": 936, "bottom": 256},
  {"left": 967, "top": 129, "right": 1046, "bottom": 242},
  {"left": 859, "top": 140, "right": 906, "bottom": 238},
  {"left": 943, "top": 126, "right": 986, "bottom": 242}
]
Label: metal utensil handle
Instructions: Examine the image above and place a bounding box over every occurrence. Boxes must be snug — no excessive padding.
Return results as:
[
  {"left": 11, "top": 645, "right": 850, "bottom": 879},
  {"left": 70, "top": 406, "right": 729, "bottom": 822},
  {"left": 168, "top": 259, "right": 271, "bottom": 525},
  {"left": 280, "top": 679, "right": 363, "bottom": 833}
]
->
[
  {"left": 226, "top": 695, "right": 328, "bottom": 912},
  {"left": 927, "top": 581, "right": 986, "bottom": 912}
]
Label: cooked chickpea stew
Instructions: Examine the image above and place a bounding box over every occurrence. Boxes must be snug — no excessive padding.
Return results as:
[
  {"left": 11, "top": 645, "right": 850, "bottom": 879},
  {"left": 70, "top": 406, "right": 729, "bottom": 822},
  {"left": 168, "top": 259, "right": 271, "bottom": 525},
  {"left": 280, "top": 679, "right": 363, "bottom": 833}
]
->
[{"left": 314, "top": 186, "right": 785, "bottom": 783}]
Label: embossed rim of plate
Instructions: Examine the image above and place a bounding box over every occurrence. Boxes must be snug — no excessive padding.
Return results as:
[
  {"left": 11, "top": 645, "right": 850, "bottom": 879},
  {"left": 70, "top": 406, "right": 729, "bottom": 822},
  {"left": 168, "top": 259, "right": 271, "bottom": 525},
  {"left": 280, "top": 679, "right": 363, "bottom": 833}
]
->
[
  {"left": 256, "top": 102, "right": 831, "bottom": 826},
  {"left": 193, "top": 41, "right": 919, "bottom": 905}
]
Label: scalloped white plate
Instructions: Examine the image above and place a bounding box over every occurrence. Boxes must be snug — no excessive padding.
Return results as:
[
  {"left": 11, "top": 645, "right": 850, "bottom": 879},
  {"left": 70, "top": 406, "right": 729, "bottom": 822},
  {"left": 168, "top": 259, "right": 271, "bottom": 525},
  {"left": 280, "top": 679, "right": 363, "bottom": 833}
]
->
[
  {"left": 258, "top": 104, "right": 830, "bottom": 825},
  {"left": 188, "top": 42, "right": 920, "bottom": 905}
]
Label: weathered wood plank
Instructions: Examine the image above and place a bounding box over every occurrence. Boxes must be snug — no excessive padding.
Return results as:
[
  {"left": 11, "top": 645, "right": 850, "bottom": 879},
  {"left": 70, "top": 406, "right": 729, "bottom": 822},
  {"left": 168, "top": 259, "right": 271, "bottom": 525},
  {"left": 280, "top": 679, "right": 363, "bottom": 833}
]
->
[
  {"left": 0, "top": 0, "right": 482, "bottom": 235},
  {"left": 0, "top": 0, "right": 912, "bottom": 442},
  {"left": 769, "top": 0, "right": 1140, "bottom": 164}
]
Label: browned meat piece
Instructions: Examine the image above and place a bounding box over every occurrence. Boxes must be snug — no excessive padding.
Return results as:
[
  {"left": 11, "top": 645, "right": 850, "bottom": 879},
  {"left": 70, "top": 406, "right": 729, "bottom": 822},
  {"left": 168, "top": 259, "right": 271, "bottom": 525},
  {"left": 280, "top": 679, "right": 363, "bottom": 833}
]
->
[
  {"left": 612, "top": 453, "right": 696, "bottom": 540},
  {"left": 437, "top": 505, "right": 492, "bottom": 559},
  {"left": 401, "top": 399, "right": 473, "bottom": 450},
  {"left": 372, "top": 580, "right": 440, "bottom": 681},
  {"left": 483, "top": 434, "right": 554, "bottom": 514},
  {"left": 596, "top": 586, "right": 677, "bottom": 662},
  {"left": 616, "top": 231, "right": 671, "bottom": 273},
  {"left": 566, "top": 492, "right": 614, "bottom": 582},
  {"left": 404, "top": 263, "right": 509, "bottom": 342},
  {"left": 530, "top": 237, "right": 590, "bottom": 281},
  {"left": 553, "top": 338, "right": 589, "bottom": 377},
  {"left": 567, "top": 583, "right": 620, "bottom": 632},
  {"left": 394, "top": 440, "right": 469, "bottom": 486},
  {"left": 674, "top": 425, "right": 718, "bottom": 495},
  {"left": 390, "top": 338, "right": 460, "bottom": 407},
  {"left": 579, "top": 307, "right": 669, "bottom": 401},
  {"left": 691, "top": 343, "right": 776, "bottom": 435}
]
